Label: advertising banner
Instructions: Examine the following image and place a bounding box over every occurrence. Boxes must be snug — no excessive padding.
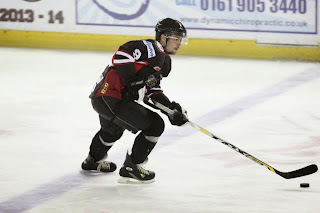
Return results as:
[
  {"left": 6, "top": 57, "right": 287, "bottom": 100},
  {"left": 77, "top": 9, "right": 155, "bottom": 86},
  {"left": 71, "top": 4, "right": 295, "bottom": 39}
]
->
[
  {"left": 77, "top": 0, "right": 317, "bottom": 34},
  {"left": 0, "top": 0, "right": 319, "bottom": 44}
]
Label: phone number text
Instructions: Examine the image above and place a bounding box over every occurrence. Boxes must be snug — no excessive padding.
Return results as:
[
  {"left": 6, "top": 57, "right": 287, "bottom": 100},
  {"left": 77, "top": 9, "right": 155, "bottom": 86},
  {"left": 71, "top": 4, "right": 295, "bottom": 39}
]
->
[{"left": 200, "top": 0, "right": 308, "bottom": 14}]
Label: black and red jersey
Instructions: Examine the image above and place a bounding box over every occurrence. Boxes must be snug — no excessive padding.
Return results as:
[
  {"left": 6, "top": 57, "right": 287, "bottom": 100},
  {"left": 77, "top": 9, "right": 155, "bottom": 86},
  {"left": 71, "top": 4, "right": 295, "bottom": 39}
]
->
[{"left": 90, "top": 39, "right": 172, "bottom": 105}]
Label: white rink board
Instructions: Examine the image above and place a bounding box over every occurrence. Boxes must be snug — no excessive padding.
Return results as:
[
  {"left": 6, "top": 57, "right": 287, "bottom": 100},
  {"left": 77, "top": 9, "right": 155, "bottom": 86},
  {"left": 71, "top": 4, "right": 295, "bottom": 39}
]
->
[{"left": 0, "top": 0, "right": 319, "bottom": 45}]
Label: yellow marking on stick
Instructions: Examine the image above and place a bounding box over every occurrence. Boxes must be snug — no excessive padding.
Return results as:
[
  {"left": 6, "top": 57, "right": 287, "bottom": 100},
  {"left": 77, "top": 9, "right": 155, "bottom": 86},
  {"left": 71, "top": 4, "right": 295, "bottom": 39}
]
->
[
  {"left": 199, "top": 127, "right": 211, "bottom": 135},
  {"left": 249, "top": 156, "right": 275, "bottom": 173}
]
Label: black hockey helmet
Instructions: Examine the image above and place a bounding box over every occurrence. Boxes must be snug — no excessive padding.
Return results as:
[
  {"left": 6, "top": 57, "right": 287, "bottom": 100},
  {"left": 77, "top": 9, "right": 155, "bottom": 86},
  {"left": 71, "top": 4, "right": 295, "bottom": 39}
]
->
[{"left": 155, "top": 18, "right": 188, "bottom": 45}]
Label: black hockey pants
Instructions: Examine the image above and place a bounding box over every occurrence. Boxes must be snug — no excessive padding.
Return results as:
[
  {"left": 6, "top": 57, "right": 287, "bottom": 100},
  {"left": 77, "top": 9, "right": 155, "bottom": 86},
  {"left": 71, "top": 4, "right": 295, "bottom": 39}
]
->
[{"left": 89, "top": 96, "right": 165, "bottom": 164}]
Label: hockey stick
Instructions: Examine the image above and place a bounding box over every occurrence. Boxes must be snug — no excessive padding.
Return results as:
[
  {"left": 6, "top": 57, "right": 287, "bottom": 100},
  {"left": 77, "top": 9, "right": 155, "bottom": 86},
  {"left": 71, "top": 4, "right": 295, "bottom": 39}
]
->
[{"left": 145, "top": 98, "right": 318, "bottom": 179}]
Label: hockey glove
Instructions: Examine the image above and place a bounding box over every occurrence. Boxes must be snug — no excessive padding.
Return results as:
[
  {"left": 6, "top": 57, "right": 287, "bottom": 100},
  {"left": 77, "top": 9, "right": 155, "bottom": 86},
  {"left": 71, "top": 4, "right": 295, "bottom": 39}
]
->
[
  {"left": 168, "top": 102, "right": 188, "bottom": 126},
  {"left": 122, "top": 77, "right": 146, "bottom": 102}
]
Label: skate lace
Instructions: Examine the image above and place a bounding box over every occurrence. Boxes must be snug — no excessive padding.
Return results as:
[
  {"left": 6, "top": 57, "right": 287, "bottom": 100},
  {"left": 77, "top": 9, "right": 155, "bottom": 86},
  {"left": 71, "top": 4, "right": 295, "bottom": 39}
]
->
[{"left": 137, "top": 165, "right": 149, "bottom": 175}]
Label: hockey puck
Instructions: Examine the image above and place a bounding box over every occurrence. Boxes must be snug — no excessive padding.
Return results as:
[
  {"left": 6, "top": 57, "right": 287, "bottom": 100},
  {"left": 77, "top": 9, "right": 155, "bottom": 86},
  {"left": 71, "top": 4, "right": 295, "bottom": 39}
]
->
[{"left": 300, "top": 183, "right": 309, "bottom": 188}]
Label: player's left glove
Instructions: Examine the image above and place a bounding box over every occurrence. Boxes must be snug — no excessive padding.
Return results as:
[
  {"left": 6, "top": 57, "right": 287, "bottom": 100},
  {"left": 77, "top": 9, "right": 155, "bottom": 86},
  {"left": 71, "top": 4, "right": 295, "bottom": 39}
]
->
[{"left": 168, "top": 102, "right": 188, "bottom": 126}]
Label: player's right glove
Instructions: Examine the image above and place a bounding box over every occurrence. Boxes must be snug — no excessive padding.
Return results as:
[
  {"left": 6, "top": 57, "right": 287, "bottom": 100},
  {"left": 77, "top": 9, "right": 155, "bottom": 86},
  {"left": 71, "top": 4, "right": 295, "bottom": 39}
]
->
[
  {"left": 122, "top": 77, "right": 146, "bottom": 102},
  {"left": 168, "top": 102, "right": 188, "bottom": 126}
]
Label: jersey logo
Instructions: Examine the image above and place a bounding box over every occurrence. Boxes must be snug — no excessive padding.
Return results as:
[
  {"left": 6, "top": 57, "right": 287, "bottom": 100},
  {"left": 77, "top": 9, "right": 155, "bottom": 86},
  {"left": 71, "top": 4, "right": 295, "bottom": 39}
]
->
[
  {"left": 145, "top": 75, "right": 158, "bottom": 88},
  {"left": 133, "top": 49, "right": 142, "bottom": 60},
  {"left": 153, "top": 66, "right": 161, "bottom": 71},
  {"left": 101, "top": 82, "right": 109, "bottom": 94},
  {"left": 143, "top": 40, "right": 156, "bottom": 58}
]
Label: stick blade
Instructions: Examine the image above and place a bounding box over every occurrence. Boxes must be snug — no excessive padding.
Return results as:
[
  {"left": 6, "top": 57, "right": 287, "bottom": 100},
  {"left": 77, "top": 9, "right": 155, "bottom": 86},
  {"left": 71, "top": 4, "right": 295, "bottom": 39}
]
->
[{"left": 276, "top": 164, "right": 318, "bottom": 179}]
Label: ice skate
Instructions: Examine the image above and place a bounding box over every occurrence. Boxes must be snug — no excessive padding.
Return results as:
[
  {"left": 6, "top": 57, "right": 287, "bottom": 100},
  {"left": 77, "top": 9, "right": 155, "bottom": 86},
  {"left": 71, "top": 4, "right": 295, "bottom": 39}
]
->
[
  {"left": 81, "top": 154, "right": 116, "bottom": 172},
  {"left": 118, "top": 153, "right": 155, "bottom": 183}
]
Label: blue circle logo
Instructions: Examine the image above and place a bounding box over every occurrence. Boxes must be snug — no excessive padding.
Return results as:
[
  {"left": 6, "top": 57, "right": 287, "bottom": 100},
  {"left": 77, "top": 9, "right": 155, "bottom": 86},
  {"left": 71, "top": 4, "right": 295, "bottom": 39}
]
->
[{"left": 92, "top": 0, "right": 150, "bottom": 20}]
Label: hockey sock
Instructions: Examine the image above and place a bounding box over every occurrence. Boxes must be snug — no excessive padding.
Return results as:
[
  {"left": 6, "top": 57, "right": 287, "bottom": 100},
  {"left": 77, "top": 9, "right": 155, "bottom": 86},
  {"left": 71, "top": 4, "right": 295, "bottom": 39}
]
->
[
  {"left": 131, "top": 132, "right": 158, "bottom": 164},
  {"left": 89, "top": 129, "right": 122, "bottom": 162}
]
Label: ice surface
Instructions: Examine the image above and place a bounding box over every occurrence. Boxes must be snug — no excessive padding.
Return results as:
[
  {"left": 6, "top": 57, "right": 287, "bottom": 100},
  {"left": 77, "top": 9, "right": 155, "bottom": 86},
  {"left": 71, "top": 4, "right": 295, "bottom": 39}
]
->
[{"left": 0, "top": 47, "right": 319, "bottom": 213}]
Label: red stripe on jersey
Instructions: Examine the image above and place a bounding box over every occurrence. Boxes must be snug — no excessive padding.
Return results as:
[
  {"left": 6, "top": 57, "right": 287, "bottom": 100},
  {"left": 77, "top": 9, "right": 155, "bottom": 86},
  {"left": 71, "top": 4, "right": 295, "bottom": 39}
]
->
[{"left": 134, "top": 61, "right": 148, "bottom": 72}]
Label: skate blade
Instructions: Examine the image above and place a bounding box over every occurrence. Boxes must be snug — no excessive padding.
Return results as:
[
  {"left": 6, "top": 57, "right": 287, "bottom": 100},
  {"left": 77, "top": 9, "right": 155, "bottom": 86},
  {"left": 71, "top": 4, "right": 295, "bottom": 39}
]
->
[
  {"left": 80, "top": 169, "right": 114, "bottom": 173},
  {"left": 118, "top": 176, "right": 155, "bottom": 184}
]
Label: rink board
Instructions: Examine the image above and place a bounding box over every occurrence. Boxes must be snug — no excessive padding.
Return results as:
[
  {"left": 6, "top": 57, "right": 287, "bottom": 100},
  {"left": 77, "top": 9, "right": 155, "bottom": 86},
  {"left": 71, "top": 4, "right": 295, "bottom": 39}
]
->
[{"left": 0, "top": 29, "right": 319, "bottom": 61}]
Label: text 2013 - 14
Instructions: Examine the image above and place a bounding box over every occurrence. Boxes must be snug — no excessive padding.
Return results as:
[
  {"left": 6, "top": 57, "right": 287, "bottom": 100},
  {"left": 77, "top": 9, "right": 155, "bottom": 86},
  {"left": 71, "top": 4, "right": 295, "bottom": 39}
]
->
[{"left": 0, "top": 8, "right": 64, "bottom": 24}]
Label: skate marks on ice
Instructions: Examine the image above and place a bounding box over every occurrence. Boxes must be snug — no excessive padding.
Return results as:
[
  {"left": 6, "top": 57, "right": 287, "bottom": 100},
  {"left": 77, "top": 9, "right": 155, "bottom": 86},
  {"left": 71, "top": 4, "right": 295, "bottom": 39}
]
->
[
  {"left": 0, "top": 68, "right": 320, "bottom": 212},
  {"left": 0, "top": 130, "right": 11, "bottom": 136},
  {"left": 0, "top": 173, "right": 102, "bottom": 213},
  {"left": 159, "top": 67, "right": 320, "bottom": 148},
  {"left": 263, "top": 136, "right": 320, "bottom": 158},
  {"left": 194, "top": 67, "right": 320, "bottom": 128},
  {"left": 198, "top": 136, "right": 320, "bottom": 169}
]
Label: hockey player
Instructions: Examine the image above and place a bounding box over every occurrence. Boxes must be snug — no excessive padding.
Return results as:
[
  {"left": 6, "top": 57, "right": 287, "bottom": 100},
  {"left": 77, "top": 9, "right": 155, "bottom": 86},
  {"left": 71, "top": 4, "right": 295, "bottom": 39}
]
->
[{"left": 81, "top": 18, "right": 189, "bottom": 183}]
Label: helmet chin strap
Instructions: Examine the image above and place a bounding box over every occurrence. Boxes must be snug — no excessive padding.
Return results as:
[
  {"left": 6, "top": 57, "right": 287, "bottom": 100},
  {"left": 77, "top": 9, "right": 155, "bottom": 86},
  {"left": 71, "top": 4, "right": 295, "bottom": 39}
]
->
[
  {"left": 159, "top": 33, "right": 174, "bottom": 54},
  {"left": 162, "top": 35, "right": 172, "bottom": 54},
  {"left": 163, "top": 39, "right": 168, "bottom": 53}
]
